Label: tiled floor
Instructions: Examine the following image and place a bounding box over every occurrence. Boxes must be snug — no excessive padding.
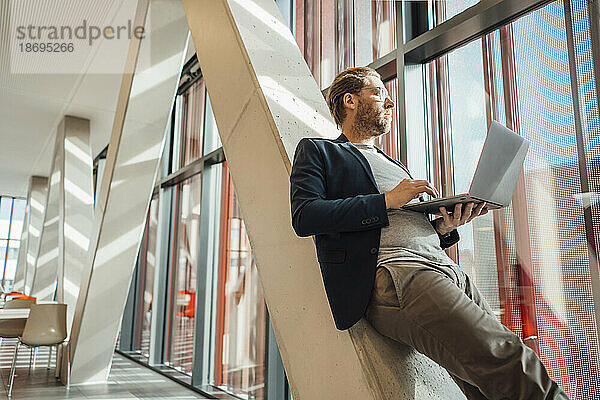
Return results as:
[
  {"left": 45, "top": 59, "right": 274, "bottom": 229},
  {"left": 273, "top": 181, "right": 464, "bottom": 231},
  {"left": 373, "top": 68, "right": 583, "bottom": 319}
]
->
[{"left": 0, "top": 338, "right": 209, "bottom": 399}]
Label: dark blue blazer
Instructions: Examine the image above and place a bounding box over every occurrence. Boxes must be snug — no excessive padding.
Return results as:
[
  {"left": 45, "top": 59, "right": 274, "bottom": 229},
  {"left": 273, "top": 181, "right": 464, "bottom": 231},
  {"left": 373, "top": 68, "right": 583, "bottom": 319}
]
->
[{"left": 290, "top": 134, "right": 459, "bottom": 330}]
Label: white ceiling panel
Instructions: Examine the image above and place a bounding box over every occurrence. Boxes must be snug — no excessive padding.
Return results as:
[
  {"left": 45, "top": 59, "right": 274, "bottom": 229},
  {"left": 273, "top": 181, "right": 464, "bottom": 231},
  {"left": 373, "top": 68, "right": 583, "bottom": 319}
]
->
[{"left": 0, "top": 0, "right": 140, "bottom": 197}]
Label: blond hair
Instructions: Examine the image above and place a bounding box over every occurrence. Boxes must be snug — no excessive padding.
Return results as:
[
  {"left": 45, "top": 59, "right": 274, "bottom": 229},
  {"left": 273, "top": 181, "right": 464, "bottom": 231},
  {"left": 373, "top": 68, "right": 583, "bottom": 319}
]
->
[{"left": 326, "top": 67, "right": 380, "bottom": 127}]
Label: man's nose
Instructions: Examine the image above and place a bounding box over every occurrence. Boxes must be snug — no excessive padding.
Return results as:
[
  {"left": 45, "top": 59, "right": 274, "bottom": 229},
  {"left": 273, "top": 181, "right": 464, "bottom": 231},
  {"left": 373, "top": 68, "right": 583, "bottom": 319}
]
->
[{"left": 384, "top": 96, "right": 394, "bottom": 109}]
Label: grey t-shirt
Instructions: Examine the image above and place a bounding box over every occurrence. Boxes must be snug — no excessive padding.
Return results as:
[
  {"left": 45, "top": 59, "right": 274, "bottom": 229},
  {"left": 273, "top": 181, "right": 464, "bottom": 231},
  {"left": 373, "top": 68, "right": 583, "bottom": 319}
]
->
[{"left": 353, "top": 143, "right": 454, "bottom": 266}]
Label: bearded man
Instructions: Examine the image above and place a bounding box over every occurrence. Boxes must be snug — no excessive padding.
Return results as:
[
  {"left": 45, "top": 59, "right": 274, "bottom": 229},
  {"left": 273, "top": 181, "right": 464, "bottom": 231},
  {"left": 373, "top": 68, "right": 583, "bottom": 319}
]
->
[{"left": 289, "top": 67, "right": 567, "bottom": 399}]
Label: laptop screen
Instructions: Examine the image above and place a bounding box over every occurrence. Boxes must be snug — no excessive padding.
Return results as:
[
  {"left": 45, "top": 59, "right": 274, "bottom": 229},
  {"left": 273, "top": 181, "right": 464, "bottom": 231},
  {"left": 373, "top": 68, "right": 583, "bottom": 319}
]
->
[{"left": 468, "top": 121, "right": 530, "bottom": 206}]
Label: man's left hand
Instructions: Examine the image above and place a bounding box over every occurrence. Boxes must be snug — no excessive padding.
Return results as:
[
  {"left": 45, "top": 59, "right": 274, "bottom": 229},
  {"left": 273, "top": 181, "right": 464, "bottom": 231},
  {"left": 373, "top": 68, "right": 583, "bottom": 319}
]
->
[{"left": 435, "top": 202, "right": 488, "bottom": 236}]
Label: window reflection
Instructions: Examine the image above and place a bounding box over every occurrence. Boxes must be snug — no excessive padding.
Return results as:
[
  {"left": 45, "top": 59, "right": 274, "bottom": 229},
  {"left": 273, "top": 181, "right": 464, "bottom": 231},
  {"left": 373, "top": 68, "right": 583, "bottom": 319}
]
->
[
  {"left": 0, "top": 240, "right": 7, "bottom": 286},
  {"left": 511, "top": 3, "right": 599, "bottom": 397},
  {"left": 173, "top": 78, "right": 206, "bottom": 170},
  {"left": 444, "top": 37, "right": 502, "bottom": 315},
  {"left": 424, "top": 2, "right": 600, "bottom": 398},
  {"left": 0, "top": 197, "right": 26, "bottom": 288},
  {"left": 296, "top": 0, "right": 396, "bottom": 89},
  {"left": 134, "top": 195, "right": 159, "bottom": 358},
  {"left": 0, "top": 197, "right": 12, "bottom": 239},
  {"left": 375, "top": 78, "right": 400, "bottom": 160},
  {"left": 203, "top": 94, "right": 222, "bottom": 156},
  {"left": 9, "top": 199, "right": 25, "bottom": 240},
  {"left": 445, "top": 0, "right": 480, "bottom": 21},
  {"left": 166, "top": 176, "right": 202, "bottom": 374},
  {"left": 213, "top": 164, "right": 267, "bottom": 399}
]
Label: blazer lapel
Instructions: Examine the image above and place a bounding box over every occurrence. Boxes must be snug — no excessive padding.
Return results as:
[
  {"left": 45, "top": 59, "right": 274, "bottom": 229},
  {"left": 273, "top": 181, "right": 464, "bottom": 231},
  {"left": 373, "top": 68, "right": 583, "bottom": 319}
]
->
[{"left": 335, "top": 134, "right": 379, "bottom": 191}]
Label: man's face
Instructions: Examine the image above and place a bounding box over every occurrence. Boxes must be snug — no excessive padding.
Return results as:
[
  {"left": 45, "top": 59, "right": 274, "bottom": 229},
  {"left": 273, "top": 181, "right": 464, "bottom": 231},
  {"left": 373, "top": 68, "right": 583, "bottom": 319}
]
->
[{"left": 353, "top": 76, "right": 394, "bottom": 139}]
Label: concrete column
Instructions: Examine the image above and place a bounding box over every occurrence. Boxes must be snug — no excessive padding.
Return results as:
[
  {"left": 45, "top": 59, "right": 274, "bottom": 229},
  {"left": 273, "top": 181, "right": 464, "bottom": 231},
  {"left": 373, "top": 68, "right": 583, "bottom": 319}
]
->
[
  {"left": 31, "top": 135, "right": 62, "bottom": 300},
  {"left": 14, "top": 176, "right": 48, "bottom": 293},
  {"left": 182, "top": 1, "right": 464, "bottom": 398},
  {"left": 14, "top": 188, "right": 31, "bottom": 292},
  {"left": 30, "top": 117, "right": 93, "bottom": 319},
  {"left": 60, "top": 117, "right": 94, "bottom": 332},
  {"left": 68, "top": 0, "right": 189, "bottom": 384}
]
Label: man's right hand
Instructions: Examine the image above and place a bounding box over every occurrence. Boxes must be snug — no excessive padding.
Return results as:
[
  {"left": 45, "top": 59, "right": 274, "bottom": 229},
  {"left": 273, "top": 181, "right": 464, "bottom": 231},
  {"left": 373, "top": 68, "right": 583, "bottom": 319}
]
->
[{"left": 384, "top": 179, "right": 439, "bottom": 209}]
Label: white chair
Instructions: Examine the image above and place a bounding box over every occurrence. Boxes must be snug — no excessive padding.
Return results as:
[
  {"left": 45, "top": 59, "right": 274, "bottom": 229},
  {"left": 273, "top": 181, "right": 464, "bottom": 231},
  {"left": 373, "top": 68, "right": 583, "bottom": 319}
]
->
[{"left": 8, "top": 303, "right": 69, "bottom": 397}]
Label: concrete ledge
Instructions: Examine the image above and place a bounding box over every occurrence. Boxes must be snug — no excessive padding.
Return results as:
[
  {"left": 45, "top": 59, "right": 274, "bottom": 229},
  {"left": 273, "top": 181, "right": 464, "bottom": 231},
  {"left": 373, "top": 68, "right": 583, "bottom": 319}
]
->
[{"left": 349, "top": 320, "right": 466, "bottom": 400}]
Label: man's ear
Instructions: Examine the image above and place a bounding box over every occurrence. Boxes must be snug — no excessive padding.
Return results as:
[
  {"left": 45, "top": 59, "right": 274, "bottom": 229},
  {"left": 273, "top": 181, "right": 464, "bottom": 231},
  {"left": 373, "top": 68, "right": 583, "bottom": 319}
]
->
[{"left": 342, "top": 93, "right": 357, "bottom": 110}]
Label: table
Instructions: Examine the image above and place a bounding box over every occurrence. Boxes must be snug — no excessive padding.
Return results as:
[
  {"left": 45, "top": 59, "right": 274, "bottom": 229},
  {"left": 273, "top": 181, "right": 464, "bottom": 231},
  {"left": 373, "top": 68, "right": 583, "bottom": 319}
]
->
[{"left": 0, "top": 309, "right": 30, "bottom": 319}]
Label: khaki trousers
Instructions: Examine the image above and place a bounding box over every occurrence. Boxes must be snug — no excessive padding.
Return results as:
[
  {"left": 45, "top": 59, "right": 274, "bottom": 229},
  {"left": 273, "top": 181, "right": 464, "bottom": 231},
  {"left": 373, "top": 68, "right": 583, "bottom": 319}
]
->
[{"left": 365, "top": 263, "right": 569, "bottom": 400}]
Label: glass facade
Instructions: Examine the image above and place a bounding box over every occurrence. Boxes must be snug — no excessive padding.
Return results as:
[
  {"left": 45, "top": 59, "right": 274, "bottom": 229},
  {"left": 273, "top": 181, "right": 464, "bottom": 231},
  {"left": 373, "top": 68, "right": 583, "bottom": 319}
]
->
[
  {"left": 166, "top": 176, "right": 202, "bottom": 374},
  {"left": 374, "top": 78, "right": 401, "bottom": 160},
  {"left": 0, "top": 197, "right": 26, "bottom": 289},
  {"left": 413, "top": 1, "right": 600, "bottom": 398},
  {"left": 445, "top": 36, "right": 502, "bottom": 314},
  {"left": 174, "top": 79, "right": 206, "bottom": 169},
  {"left": 133, "top": 195, "right": 159, "bottom": 358},
  {"left": 122, "top": 62, "right": 271, "bottom": 398},
  {"left": 295, "top": 0, "right": 396, "bottom": 88},
  {"left": 511, "top": 3, "right": 599, "bottom": 396},
  {"left": 117, "top": 1, "right": 600, "bottom": 399},
  {"left": 213, "top": 166, "right": 267, "bottom": 399},
  {"left": 445, "top": 0, "right": 480, "bottom": 20}
]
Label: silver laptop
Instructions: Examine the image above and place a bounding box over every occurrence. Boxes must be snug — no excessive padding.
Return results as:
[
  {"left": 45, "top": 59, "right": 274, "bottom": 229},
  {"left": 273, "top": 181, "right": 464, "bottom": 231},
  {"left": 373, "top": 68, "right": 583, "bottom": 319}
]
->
[{"left": 403, "top": 121, "right": 530, "bottom": 215}]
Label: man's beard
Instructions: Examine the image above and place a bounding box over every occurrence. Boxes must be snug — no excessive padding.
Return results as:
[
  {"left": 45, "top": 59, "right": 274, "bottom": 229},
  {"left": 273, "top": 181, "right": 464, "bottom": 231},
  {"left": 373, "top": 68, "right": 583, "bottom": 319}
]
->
[{"left": 353, "top": 99, "right": 392, "bottom": 140}]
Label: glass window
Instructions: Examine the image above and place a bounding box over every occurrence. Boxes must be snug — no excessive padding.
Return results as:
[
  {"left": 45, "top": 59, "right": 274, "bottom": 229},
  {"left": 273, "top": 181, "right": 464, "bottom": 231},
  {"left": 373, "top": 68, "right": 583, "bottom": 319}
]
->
[
  {"left": 213, "top": 165, "right": 267, "bottom": 399},
  {"left": 0, "top": 198, "right": 27, "bottom": 289},
  {"left": 3, "top": 240, "right": 20, "bottom": 287},
  {"left": 425, "top": 2, "right": 600, "bottom": 398},
  {"left": 171, "top": 97, "right": 183, "bottom": 174},
  {"left": 134, "top": 195, "right": 159, "bottom": 358},
  {"left": 445, "top": 0, "right": 480, "bottom": 21},
  {"left": 444, "top": 37, "right": 502, "bottom": 314},
  {"left": 405, "top": 63, "right": 433, "bottom": 181},
  {"left": 203, "top": 94, "right": 223, "bottom": 156},
  {"left": 0, "top": 240, "right": 7, "bottom": 285},
  {"left": 370, "top": 0, "right": 396, "bottom": 59},
  {"left": 165, "top": 175, "right": 202, "bottom": 374},
  {"left": 9, "top": 199, "right": 26, "bottom": 240},
  {"left": 511, "top": 3, "right": 599, "bottom": 396},
  {"left": 295, "top": 0, "right": 396, "bottom": 88},
  {"left": 0, "top": 197, "right": 12, "bottom": 239},
  {"left": 374, "top": 78, "right": 401, "bottom": 160},
  {"left": 173, "top": 78, "right": 207, "bottom": 170}
]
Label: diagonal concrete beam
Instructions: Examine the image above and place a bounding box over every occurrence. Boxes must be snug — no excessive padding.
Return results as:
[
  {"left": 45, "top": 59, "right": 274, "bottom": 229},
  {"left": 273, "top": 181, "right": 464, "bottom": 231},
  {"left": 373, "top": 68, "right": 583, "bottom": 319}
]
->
[
  {"left": 183, "top": 1, "right": 464, "bottom": 398},
  {"left": 182, "top": 1, "right": 371, "bottom": 398},
  {"left": 68, "top": 0, "right": 189, "bottom": 384}
]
